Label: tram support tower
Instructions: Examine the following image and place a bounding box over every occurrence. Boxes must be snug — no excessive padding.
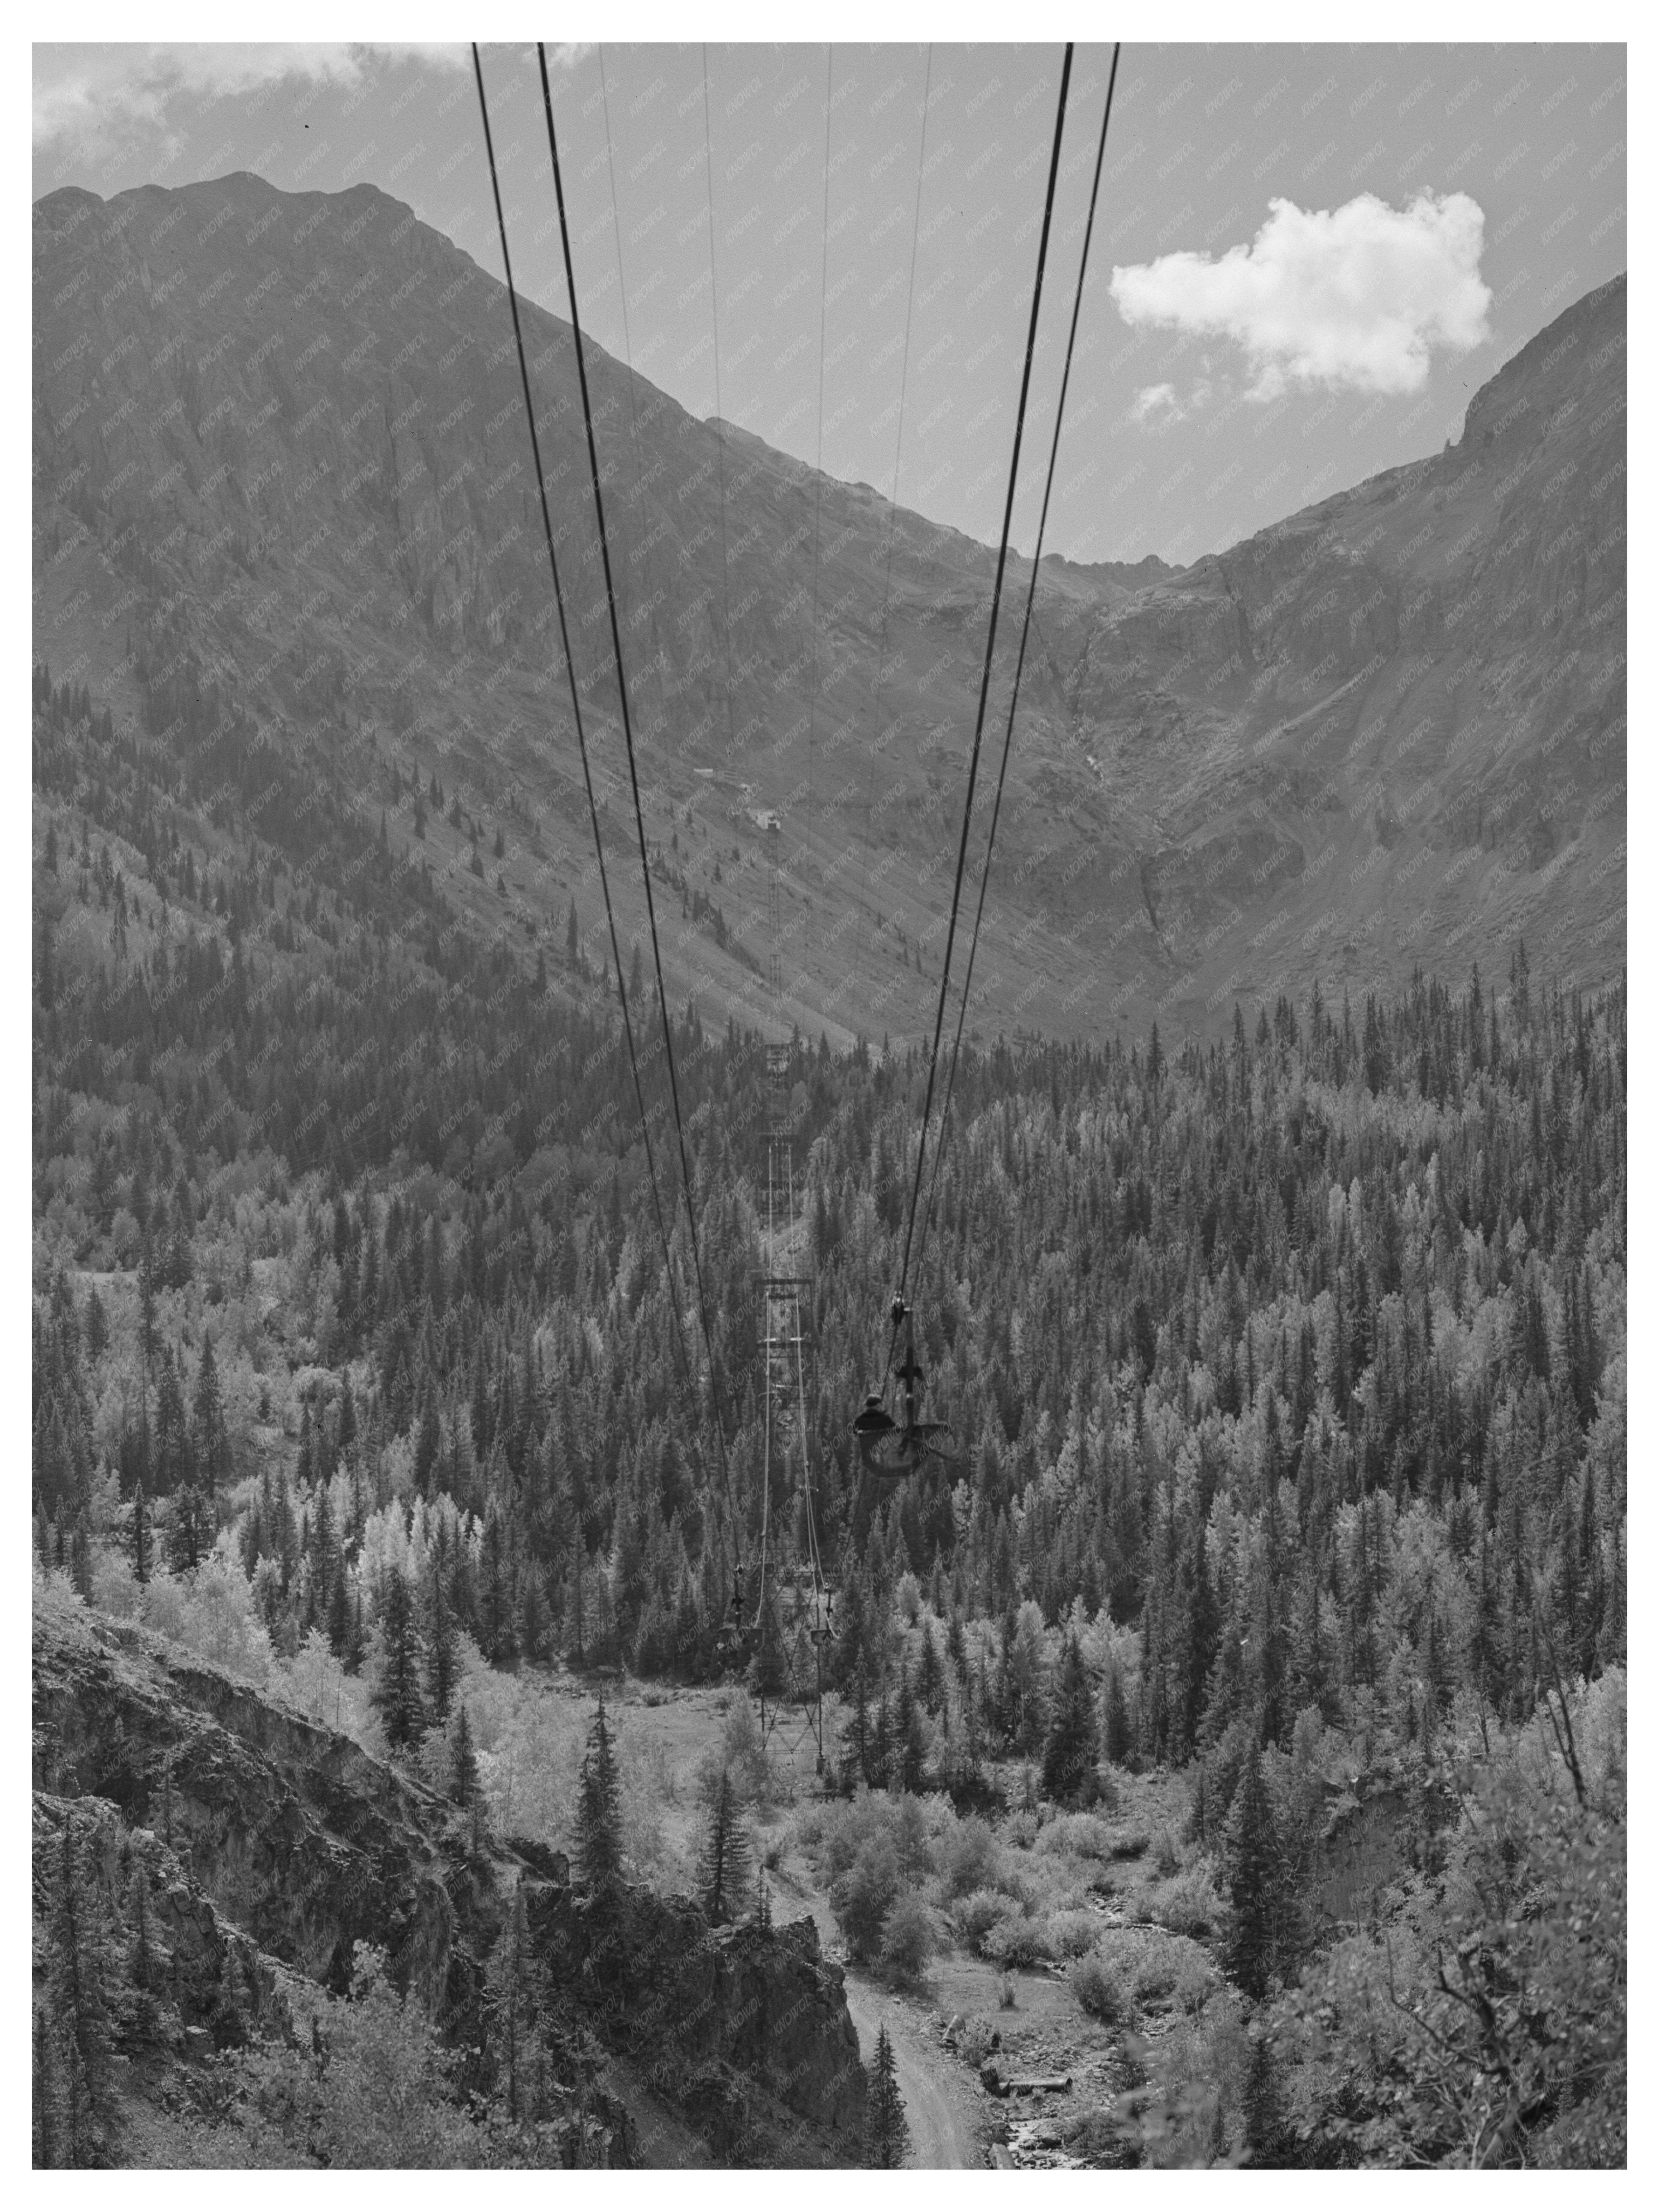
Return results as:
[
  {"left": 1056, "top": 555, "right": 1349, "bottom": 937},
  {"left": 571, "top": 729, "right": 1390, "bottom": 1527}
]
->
[{"left": 754, "top": 1020, "right": 831, "bottom": 1772}]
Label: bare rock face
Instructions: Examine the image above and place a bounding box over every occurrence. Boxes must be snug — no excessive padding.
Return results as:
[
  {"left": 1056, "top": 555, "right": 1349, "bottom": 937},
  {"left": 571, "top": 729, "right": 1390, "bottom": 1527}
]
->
[
  {"left": 33, "top": 1600, "right": 473, "bottom": 2013},
  {"left": 528, "top": 1880, "right": 867, "bottom": 2154},
  {"left": 32, "top": 1790, "right": 293, "bottom": 2050},
  {"left": 707, "top": 1918, "right": 866, "bottom": 2134}
]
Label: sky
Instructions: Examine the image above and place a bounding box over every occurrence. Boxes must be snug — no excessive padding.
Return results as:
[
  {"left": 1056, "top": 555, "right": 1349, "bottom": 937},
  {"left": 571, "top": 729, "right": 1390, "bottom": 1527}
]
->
[{"left": 31, "top": 34, "right": 1628, "bottom": 567}]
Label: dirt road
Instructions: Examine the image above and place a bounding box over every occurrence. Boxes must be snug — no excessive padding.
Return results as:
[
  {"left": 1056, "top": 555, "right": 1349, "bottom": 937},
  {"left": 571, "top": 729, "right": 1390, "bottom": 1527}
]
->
[
  {"left": 840, "top": 1974, "right": 981, "bottom": 2169},
  {"left": 781, "top": 1870, "right": 982, "bottom": 2169}
]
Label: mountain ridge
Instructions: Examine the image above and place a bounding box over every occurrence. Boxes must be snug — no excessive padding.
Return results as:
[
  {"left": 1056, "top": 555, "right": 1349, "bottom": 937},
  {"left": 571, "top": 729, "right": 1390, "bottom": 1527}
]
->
[{"left": 33, "top": 171, "right": 1625, "bottom": 1046}]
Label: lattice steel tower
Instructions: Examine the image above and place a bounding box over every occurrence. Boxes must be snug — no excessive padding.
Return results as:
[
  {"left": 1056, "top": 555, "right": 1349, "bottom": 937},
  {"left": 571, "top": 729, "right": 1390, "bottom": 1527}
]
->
[{"left": 753, "top": 828, "right": 831, "bottom": 1772}]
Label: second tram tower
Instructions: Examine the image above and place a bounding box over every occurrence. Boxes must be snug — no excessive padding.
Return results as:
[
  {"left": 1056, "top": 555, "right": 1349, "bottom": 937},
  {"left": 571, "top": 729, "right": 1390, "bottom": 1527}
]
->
[{"left": 755, "top": 826, "right": 832, "bottom": 1772}]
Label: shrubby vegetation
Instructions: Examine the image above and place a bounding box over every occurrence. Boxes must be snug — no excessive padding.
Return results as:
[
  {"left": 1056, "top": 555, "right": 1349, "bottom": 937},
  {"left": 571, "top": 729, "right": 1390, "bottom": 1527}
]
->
[{"left": 1275, "top": 1670, "right": 1625, "bottom": 2166}]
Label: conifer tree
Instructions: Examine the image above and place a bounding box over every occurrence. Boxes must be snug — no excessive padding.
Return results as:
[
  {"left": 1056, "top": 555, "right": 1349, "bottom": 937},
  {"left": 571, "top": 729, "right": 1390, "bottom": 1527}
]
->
[
  {"left": 839, "top": 1662, "right": 874, "bottom": 1794},
  {"left": 1102, "top": 1660, "right": 1133, "bottom": 1766},
  {"left": 576, "top": 1693, "right": 624, "bottom": 1894},
  {"left": 413, "top": 1395, "right": 442, "bottom": 1494},
  {"left": 1043, "top": 1630, "right": 1094, "bottom": 1802},
  {"left": 84, "top": 1286, "right": 107, "bottom": 1364},
  {"left": 70, "top": 1510, "right": 93, "bottom": 1602},
  {"left": 449, "top": 1704, "right": 481, "bottom": 1810},
  {"left": 479, "top": 1505, "right": 518, "bottom": 1663},
  {"left": 1224, "top": 1738, "right": 1281, "bottom": 2002},
  {"left": 128, "top": 1481, "right": 151, "bottom": 1585},
  {"left": 153, "top": 1351, "right": 192, "bottom": 1492},
  {"left": 865, "top": 2020, "right": 910, "bottom": 2168},
  {"left": 917, "top": 1618, "right": 943, "bottom": 1710},
  {"left": 327, "top": 1555, "right": 351, "bottom": 1660},
  {"left": 168, "top": 1481, "right": 205, "bottom": 1574},
  {"left": 191, "top": 1334, "right": 229, "bottom": 1498},
  {"left": 46, "top": 1820, "right": 116, "bottom": 2165},
  {"left": 697, "top": 1765, "right": 751, "bottom": 1924},
  {"left": 872, "top": 1686, "right": 893, "bottom": 1788},
  {"left": 892, "top": 1663, "right": 926, "bottom": 1794},
  {"left": 517, "top": 1561, "right": 550, "bottom": 1662},
  {"left": 311, "top": 1474, "right": 334, "bottom": 1594},
  {"left": 1242, "top": 2030, "right": 1290, "bottom": 2165},
  {"left": 425, "top": 1563, "right": 457, "bottom": 1722},
  {"left": 374, "top": 1565, "right": 426, "bottom": 1751},
  {"left": 1208, "top": 2090, "right": 1229, "bottom": 2167},
  {"left": 33, "top": 2004, "right": 57, "bottom": 2169}
]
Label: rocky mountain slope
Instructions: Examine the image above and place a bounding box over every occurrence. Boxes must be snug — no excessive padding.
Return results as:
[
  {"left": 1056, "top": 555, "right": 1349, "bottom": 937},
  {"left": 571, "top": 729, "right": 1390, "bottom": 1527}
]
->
[
  {"left": 33, "top": 170, "right": 1624, "bottom": 1046},
  {"left": 31, "top": 1585, "right": 866, "bottom": 2166}
]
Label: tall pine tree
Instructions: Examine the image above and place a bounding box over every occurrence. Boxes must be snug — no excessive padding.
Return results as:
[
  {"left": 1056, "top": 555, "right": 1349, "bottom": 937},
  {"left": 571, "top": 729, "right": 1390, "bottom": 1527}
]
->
[
  {"left": 697, "top": 1765, "right": 752, "bottom": 1925},
  {"left": 1224, "top": 1736, "right": 1282, "bottom": 2003},
  {"left": 576, "top": 1693, "right": 624, "bottom": 1894},
  {"left": 1042, "top": 1631, "right": 1094, "bottom": 1802},
  {"left": 44, "top": 1818, "right": 118, "bottom": 2166},
  {"left": 865, "top": 2020, "right": 910, "bottom": 2168},
  {"left": 373, "top": 1566, "right": 425, "bottom": 1751}
]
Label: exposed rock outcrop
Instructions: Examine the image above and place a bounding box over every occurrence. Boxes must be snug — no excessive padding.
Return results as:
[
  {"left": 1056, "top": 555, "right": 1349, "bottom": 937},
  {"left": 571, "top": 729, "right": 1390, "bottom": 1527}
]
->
[
  {"left": 34, "top": 1598, "right": 478, "bottom": 2014},
  {"left": 32, "top": 1595, "right": 867, "bottom": 2166},
  {"left": 531, "top": 1882, "right": 866, "bottom": 2144},
  {"left": 32, "top": 1790, "right": 294, "bottom": 2050}
]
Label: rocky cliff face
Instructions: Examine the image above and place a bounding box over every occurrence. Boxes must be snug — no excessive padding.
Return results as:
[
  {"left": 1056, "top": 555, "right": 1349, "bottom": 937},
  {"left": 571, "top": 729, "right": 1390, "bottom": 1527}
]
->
[
  {"left": 32, "top": 1592, "right": 867, "bottom": 2166},
  {"left": 33, "top": 1787, "right": 295, "bottom": 2050},
  {"left": 538, "top": 1884, "right": 866, "bottom": 2143},
  {"left": 33, "top": 170, "right": 1623, "bottom": 1043},
  {"left": 35, "top": 1590, "right": 480, "bottom": 2012}
]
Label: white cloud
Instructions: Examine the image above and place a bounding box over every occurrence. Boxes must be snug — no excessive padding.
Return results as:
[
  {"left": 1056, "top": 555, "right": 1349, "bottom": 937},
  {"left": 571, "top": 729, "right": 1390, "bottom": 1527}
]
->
[
  {"left": 33, "top": 43, "right": 470, "bottom": 150},
  {"left": 1131, "top": 382, "right": 1179, "bottom": 425},
  {"left": 1110, "top": 192, "right": 1492, "bottom": 400},
  {"left": 1128, "top": 377, "right": 1217, "bottom": 428}
]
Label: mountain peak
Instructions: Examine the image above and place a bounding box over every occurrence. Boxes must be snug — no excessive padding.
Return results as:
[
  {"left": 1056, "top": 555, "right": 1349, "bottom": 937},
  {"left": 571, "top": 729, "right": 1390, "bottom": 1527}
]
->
[{"left": 1459, "top": 271, "right": 1626, "bottom": 453}]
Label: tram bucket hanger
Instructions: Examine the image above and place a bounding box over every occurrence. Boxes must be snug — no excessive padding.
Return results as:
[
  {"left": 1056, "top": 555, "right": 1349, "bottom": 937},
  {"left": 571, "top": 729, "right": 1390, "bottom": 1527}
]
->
[
  {"left": 852, "top": 1296, "right": 960, "bottom": 1477},
  {"left": 715, "top": 1576, "right": 761, "bottom": 1658}
]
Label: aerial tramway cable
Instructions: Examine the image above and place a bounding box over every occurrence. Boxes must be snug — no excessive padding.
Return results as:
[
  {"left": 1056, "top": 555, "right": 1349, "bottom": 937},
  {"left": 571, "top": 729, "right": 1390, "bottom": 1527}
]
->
[
  {"left": 540, "top": 50, "right": 817, "bottom": 1713},
  {"left": 533, "top": 43, "right": 748, "bottom": 1591},
  {"left": 884, "top": 41, "right": 1077, "bottom": 1386},
  {"left": 838, "top": 46, "right": 1082, "bottom": 1576},
  {"left": 597, "top": 46, "right": 672, "bottom": 754},
  {"left": 913, "top": 43, "right": 1121, "bottom": 1292},
  {"left": 470, "top": 45, "right": 746, "bottom": 1600}
]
